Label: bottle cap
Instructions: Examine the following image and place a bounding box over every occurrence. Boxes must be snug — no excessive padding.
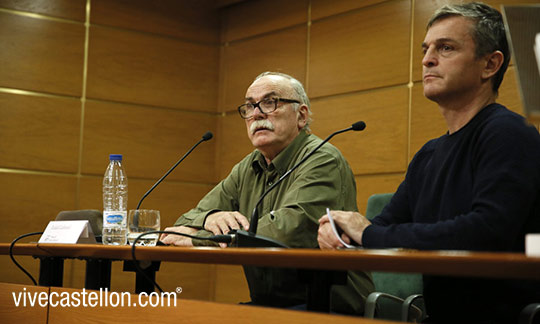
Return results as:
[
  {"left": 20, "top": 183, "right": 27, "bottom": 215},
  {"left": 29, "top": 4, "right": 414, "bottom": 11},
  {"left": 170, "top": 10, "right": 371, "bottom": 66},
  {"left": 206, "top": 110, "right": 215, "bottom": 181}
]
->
[{"left": 109, "top": 154, "right": 123, "bottom": 161}]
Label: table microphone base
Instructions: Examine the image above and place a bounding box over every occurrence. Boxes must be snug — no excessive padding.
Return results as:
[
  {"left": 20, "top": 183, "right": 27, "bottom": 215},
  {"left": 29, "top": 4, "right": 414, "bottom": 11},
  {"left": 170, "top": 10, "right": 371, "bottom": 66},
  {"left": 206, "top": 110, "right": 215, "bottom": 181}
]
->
[{"left": 230, "top": 230, "right": 288, "bottom": 248}]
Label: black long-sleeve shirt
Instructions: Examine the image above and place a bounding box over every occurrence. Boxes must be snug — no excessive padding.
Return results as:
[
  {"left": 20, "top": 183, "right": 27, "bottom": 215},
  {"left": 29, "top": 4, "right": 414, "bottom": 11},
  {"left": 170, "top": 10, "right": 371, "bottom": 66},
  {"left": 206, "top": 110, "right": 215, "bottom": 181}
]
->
[{"left": 363, "top": 103, "right": 540, "bottom": 323}]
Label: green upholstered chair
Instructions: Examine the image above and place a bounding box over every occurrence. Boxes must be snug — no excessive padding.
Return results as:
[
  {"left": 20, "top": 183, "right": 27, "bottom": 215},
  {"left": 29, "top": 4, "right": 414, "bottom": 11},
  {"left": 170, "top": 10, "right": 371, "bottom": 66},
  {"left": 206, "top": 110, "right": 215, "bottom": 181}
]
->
[{"left": 363, "top": 193, "right": 426, "bottom": 322}]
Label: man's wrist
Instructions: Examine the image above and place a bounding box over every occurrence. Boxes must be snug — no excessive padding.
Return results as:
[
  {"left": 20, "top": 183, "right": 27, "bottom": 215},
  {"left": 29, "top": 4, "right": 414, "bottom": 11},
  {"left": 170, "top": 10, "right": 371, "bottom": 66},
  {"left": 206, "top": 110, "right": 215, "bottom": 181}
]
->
[
  {"left": 192, "top": 229, "right": 219, "bottom": 247},
  {"left": 202, "top": 210, "right": 222, "bottom": 229}
]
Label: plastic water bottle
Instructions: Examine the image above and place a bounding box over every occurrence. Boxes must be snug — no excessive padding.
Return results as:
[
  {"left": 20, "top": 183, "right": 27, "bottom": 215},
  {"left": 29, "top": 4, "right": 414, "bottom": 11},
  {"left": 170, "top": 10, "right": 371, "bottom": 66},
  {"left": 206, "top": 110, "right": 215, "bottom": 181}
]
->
[{"left": 102, "top": 154, "right": 128, "bottom": 245}]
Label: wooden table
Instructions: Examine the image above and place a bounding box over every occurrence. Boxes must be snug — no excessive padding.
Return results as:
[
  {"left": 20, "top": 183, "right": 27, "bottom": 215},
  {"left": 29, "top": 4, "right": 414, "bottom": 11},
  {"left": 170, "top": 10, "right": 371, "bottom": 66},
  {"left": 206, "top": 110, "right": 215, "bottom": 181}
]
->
[
  {"left": 2, "top": 243, "right": 540, "bottom": 279},
  {"left": 3, "top": 243, "right": 540, "bottom": 317}
]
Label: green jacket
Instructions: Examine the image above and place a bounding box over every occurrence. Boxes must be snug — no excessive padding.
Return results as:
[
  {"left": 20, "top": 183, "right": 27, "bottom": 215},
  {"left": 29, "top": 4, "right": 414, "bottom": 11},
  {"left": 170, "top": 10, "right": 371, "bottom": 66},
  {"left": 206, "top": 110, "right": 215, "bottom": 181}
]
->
[{"left": 175, "top": 130, "right": 373, "bottom": 314}]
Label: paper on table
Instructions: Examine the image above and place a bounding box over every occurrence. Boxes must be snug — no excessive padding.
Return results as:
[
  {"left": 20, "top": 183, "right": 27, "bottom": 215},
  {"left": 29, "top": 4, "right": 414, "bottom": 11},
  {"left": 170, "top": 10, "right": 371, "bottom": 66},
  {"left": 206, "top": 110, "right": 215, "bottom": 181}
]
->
[
  {"left": 326, "top": 208, "right": 355, "bottom": 249},
  {"left": 526, "top": 233, "right": 540, "bottom": 257}
]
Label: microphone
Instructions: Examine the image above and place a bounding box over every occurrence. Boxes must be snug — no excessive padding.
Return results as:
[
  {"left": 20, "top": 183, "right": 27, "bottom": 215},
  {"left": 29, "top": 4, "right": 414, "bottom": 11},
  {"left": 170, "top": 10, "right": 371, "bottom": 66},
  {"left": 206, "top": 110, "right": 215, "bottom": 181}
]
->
[
  {"left": 351, "top": 121, "right": 366, "bottom": 131},
  {"left": 231, "top": 121, "right": 366, "bottom": 248},
  {"left": 134, "top": 131, "right": 213, "bottom": 225}
]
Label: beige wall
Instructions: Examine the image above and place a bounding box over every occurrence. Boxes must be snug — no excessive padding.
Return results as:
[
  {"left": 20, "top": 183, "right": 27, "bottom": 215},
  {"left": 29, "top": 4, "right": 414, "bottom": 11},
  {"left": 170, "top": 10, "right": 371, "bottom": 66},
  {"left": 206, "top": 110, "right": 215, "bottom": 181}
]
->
[
  {"left": 0, "top": 0, "right": 220, "bottom": 301},
  {"left": 1, "top": 0, "right": 537, "bottom": 304}
]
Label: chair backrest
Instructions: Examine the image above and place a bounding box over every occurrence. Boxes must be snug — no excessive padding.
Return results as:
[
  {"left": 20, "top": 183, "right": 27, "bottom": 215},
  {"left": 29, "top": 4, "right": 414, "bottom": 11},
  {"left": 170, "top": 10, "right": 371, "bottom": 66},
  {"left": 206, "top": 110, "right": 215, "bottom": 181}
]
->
[
  {"left": 365, "top": 193, "right": 394, "bottom": 220},
  {"left": 365, "top": 193, "right": 424, "bottom": 320},
  {"left": 56, "top": 210, "right": 103, "bottom": 238}
]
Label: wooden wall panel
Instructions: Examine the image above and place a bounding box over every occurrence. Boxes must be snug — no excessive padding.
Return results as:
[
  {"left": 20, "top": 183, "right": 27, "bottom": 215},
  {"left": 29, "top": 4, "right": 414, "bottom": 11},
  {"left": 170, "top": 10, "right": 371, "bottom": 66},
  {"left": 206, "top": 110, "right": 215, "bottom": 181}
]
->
[
  {"left": 309, "top": 0, "right": 410, "bottom": 98},
  {"left": 0, "top": 0, "right": 86, "bottom": 21},
  {"left": 218, "top": 114, "right": 254, "bottom": 179},
  {"left": 412, "top": 0, "right": 540, "bottom": 82},
  {"left": 62, "top": 258, "right": 86, "bottom": 289},
  {"left": 81, "top": 100, "right": 216, "bottom": 183},
  {"left": 0, "top": 12, "right": 84, "bottom": 96},
  {"left": 86, "top": 26, "right": 219, "bottom": 111},
  {"left": 221, "top": 26, "right": 307, "bottom": 112},
  {"left": 0, "top": 173, "right": 78, "bottom": 242},
  {"left": 311, "top": 0, "right": 387, "bottom": 20},
  {"left": 91, "top": 0, "right": 219, "bottom": 43},
  {"left": 0, "top": 93, "right": 80, "bottom": 173},
  {"left": 156, "top": 263, "right": 215, "bottom": 301},
  {"left": 310, "top": 87, "right": 409, "bottom": 175},
  {"left": 0, "top": 0, "right": 222, "bottom": 300},
  {"left": 355, "top": 173, "right": 404, "bottom": 214},
  {"left": 214, "top": 265, "right": 250, "bottom": 303},
  {"left": 221, "top": 0, "right": 308, "bottom": 42}
]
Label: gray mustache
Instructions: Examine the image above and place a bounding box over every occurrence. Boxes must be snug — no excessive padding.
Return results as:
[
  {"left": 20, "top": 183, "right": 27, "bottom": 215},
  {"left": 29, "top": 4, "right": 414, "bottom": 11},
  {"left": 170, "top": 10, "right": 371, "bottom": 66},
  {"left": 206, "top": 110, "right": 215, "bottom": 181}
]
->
[{"left": 250, "top": 120, "right": 275, "bottom": 134}]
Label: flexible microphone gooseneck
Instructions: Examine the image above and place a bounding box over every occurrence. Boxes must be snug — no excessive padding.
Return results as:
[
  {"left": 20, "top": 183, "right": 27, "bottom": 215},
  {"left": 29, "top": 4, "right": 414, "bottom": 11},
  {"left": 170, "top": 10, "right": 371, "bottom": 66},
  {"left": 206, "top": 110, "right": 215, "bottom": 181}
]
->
[
  {"left": 231, "top": 121, "right": 366, "bottom": 248},
  {"left": 129, "top": 132, "right": 214, "bottom": 290},
  {"left": 132, "top": 131, "right": 213, "bottom": 228},
  {"left": 136, "top": 131, "right": 213, "bottom": 211}
]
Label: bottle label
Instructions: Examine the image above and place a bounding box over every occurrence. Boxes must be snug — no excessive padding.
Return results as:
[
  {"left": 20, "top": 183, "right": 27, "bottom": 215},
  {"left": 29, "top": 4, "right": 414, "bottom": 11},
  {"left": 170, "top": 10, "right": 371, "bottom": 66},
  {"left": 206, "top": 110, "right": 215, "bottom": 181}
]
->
[{"left": 103, "top": 211, "right": 127, "bottom": 227}]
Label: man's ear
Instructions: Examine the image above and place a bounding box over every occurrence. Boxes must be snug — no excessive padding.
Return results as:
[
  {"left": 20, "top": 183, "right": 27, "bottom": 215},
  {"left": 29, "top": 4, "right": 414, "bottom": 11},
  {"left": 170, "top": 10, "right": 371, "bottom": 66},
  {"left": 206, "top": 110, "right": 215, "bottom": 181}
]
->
[
  {"left": 482, "top": 50, "right": 504, "bottom": 80},
  {"left": 297, "top": 104, "right": 309, "bottom": 129}
]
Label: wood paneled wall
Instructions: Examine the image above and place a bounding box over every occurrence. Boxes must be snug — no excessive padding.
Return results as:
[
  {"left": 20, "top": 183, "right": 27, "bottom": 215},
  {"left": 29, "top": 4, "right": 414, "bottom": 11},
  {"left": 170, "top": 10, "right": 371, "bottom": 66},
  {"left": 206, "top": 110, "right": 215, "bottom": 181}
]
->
[
  {"left": 0, "top": 0, "right": 219, "bottom": 302},
  {"left": 0, "top": 0, "right": 536, "bottom": 305}
]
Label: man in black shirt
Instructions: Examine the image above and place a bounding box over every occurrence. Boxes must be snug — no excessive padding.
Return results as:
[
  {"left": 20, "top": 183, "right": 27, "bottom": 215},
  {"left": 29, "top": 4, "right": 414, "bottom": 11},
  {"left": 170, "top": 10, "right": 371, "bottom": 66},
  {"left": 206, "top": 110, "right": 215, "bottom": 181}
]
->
[{"left": 318, "top": 2, "right": 540, "bottom": 323}]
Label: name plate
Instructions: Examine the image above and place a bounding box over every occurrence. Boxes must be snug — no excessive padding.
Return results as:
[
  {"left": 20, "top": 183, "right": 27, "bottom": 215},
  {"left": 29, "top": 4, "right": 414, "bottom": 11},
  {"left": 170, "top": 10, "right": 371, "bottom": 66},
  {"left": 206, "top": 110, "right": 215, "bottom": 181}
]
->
[
  {"left": 39, "top": 220, "right": 97, "bottom": 244},
  {"left": 526, "top": 233, "right": 540, "bottom": 257}
]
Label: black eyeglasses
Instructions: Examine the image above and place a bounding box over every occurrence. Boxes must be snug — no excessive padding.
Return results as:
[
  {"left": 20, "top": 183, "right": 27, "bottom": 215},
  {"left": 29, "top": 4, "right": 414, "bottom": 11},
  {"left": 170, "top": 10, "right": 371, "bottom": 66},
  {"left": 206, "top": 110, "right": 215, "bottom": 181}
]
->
[{"left": 237, "top": 97, "right": 300, "bottom": 119}]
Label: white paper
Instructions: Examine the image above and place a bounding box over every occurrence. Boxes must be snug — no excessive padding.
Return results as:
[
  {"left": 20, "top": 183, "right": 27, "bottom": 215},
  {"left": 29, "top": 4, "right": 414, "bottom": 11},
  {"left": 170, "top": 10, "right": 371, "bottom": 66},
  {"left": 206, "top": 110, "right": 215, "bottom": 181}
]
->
[
  {"left": 39, "top": 220, "right": 95, "bottom": 244},
  {"left": 526, "top": 233, "right": 540, "bottom": 257},
  {"left": 326, "top": 208, "right": 354, "bottom": 249}
]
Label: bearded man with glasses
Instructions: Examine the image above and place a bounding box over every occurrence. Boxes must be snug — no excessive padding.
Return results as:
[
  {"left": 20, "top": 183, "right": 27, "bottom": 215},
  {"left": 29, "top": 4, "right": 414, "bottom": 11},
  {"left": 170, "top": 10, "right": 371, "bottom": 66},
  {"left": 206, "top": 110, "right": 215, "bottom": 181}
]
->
[{"left": 161, "top": 71, "right": 373, "bottom": 314}]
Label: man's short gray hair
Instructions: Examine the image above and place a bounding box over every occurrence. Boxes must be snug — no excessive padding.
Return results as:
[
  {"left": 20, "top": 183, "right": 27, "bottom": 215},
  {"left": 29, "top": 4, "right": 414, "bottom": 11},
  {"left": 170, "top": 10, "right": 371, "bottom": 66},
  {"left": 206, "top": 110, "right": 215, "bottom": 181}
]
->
[
  {"left": 426, "top": 2, "right": 510, "bottom": 94},
  {"left": 254, "top": 71, "right": 313, "bottom": 131}
]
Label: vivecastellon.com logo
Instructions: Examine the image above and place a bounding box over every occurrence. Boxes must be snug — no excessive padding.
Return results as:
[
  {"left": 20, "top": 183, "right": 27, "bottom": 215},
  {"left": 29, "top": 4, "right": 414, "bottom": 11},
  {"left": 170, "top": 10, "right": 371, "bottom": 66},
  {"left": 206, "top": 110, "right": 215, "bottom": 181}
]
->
[{"left": 12, "top": 287, "right": 178, "bottom": 308}]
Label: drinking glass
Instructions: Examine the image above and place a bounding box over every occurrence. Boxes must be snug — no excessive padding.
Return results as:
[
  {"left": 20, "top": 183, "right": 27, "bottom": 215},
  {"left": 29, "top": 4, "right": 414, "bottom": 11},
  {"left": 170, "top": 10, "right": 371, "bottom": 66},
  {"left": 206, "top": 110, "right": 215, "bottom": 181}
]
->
[{"left": 127, "top": 209, "right": 160, "bottom": 246}]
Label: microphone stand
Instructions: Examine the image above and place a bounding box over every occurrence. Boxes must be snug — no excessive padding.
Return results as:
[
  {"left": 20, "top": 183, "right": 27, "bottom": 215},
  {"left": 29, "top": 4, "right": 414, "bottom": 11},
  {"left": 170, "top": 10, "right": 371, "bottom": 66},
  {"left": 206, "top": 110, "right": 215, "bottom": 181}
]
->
[
  {"left": 230, "top": 121, "right": 366, "bottom": 248},
  {"left": 127, "top": 131, "right": 214, "bottom": 292},
  {"left": 133, "top": 131, "right": 213, "bottom": 226}
]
